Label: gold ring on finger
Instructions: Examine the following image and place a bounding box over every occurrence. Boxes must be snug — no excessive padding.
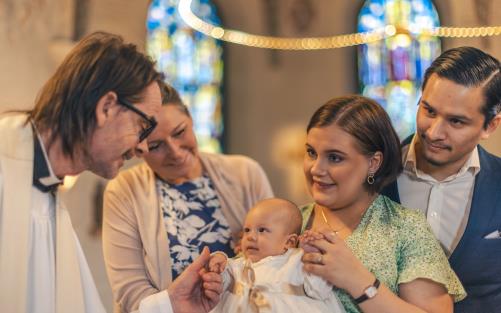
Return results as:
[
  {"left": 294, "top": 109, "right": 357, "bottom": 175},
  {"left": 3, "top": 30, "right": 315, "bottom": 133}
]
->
[{"left": 317, "top": 254, "right": 323, "bottom": 264}]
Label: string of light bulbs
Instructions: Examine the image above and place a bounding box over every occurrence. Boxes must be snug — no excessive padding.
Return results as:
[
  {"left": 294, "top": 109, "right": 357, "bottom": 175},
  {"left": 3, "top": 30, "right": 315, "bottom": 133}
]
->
[{"left": 178, "top": 0, "right": 501, "bottom": 50}]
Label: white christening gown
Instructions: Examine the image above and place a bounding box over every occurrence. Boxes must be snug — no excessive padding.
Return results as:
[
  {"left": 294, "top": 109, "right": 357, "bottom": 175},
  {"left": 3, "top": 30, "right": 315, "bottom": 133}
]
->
[{"left": 210, "top": 248, "right": 345, "bottom": 313}]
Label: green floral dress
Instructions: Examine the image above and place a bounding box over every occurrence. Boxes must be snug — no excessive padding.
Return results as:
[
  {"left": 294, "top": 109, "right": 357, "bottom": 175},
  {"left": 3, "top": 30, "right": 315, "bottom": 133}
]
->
[{"left": 301, "top": 195, "right": 466, "bottom": 313}]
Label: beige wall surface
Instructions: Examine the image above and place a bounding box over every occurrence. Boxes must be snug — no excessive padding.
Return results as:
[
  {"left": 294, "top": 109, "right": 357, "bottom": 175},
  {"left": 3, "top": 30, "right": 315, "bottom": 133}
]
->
[
  {"left": 0, "top": 0, "right": 71, "bottom": 110},
  {"left": 1, "top": 1, "right": 501, "bottom": 312}
]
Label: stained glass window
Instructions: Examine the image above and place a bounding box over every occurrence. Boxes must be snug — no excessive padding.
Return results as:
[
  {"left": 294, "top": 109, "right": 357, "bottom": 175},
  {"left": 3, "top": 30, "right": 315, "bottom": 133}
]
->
[
  {"left": 147, "top": 0, "right": 224, "bottom": 152},
  {"left": 358, "top": 0, "right": 441, "bottom": 138}
]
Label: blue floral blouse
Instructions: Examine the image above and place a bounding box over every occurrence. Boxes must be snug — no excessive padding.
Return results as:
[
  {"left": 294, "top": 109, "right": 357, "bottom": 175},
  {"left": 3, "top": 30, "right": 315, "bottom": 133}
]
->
[{"left": 156, "top": 174, "right": 235, "bottom": 279}]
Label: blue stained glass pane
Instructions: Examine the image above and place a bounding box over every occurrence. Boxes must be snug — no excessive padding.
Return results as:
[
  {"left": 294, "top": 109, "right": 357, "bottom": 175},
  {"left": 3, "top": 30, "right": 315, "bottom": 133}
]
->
[
  {"left": 357, "top": 0, "right": 440, "bottom": 139},
  {"left": 173, "top": 29, "right": 196, "bottom": 84},
  {"left": 146, "top": 0, "right": 224, "bottom": 153}
]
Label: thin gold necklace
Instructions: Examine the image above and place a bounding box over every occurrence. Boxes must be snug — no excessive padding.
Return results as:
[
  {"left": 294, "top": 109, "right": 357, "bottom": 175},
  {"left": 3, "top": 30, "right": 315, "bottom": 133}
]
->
[{"left": 320, "top": 207, "right": 346, "bottom": 234}]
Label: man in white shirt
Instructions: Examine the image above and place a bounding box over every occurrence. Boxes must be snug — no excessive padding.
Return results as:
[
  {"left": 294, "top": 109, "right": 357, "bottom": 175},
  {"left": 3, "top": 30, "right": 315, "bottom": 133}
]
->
[
  {"left": 383, "top": 47, "right": 501, "bottom": 312},
  {"left": 0, "top": 31, "right": 221, "bottom": 313}
]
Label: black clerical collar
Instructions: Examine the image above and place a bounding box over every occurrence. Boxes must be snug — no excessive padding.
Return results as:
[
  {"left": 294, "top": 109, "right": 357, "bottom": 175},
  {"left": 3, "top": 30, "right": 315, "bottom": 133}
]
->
[{"left": 32, "top": 126, "right": 63, "bottom": 193}]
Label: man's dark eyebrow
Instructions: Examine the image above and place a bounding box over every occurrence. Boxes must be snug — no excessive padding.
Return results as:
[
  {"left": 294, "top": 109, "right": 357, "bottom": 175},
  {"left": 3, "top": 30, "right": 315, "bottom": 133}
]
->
[
  {"left": 421, "top": 99, "right": 472, "bottom": 122},
  {"left": 420, "top": 99, "right": 432, "bottom": 108},
  {"left": 448, "top": 114, "right": 472, "bottom": 123}
]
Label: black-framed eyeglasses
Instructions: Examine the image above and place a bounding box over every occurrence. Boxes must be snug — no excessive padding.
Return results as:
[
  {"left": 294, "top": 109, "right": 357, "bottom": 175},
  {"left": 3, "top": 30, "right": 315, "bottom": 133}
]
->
[{"left": 118, "top": 98, "right": 158, "bottom": 143}]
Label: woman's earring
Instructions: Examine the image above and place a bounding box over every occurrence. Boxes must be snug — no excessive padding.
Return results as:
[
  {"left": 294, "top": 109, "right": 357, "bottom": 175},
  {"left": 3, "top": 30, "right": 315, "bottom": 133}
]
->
[{"left": 367, "top": 172, "right": 375, "bottom": 185}]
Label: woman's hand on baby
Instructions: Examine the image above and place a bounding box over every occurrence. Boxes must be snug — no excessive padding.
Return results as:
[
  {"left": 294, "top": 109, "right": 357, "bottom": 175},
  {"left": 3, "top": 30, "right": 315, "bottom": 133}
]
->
[
  {"left": 301, "top": 229, "right": 374, "bottom": 296},
  {"left": 208, "top": 252, "right": 228, "bottom": 274}
]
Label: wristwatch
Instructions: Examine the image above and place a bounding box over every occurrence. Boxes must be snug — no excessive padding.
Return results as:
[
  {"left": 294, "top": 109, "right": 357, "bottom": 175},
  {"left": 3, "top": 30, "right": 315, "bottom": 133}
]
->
[{"left": 354, "top": 278, "right": 380, "bottom": 304}]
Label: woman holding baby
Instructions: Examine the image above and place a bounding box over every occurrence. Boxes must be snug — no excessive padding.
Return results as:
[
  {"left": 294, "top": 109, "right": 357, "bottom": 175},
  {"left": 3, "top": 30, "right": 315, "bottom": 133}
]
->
[{"left": 299, "top": 95, "right": 465, "bottom": 313}]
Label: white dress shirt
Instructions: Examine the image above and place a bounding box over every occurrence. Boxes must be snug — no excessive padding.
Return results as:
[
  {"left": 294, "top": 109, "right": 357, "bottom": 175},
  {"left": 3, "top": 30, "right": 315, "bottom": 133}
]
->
[
  {"left": 137, "top": 291, "right": 173, "bottom": 313},
  {"left": 397, "top": 135, "right": 480, "bottom": 255}
]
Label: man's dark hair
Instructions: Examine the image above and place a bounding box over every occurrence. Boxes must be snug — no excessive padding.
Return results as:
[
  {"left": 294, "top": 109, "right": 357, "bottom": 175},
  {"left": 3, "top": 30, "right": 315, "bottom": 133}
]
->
[
  {"left": 29, "top": 31, "right": 161, "bottom": 158},
  {"left": 307, "top": 95, "right": 402, "bottom": 194},
  {"left": 422, "top": 46, "right": 501, "bottom": 128}
]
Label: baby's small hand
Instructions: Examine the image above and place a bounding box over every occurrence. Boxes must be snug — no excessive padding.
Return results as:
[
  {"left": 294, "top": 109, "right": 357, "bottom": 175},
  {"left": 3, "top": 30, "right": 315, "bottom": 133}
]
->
[
  {"left": 208, "top": 252, "right": 228, "bottom": 274},
  {"left": 299, "top": 230, "right": 325, "bottom": 253},
  {"left": 303, "top": 230, "right": 325, "bottom": 240}
]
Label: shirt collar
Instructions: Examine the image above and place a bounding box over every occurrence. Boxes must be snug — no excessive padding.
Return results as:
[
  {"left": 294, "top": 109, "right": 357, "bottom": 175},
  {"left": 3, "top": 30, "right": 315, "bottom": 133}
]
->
[
  {"left": 403, "top": 134, "right": 481, "bottom": 181},
  {"left": 402, "top": 135, "right": 419, "bottom": 173},
  {"left": 32, "top": 123, "right": 63, "bottom": 193}
]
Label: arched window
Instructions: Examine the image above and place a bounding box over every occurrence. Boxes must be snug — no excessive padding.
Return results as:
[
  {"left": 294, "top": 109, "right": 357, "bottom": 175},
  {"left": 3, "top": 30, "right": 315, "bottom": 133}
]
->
[
  {"left": 358, "top": 0, "right": 441, "bottom": 138},
  {"left": 146, "top": 0, "right": 224, "bottom": 152}
]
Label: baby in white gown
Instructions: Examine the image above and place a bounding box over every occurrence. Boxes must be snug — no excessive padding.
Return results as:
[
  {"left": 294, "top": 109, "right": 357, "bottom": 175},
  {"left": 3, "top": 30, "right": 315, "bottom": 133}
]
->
[{"left": 208, "top": 198, "right": 345, "bottom": 313}]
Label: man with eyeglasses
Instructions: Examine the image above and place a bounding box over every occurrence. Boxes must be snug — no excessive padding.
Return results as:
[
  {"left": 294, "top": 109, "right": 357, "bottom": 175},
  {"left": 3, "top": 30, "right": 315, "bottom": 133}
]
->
[{"left": 0, "top": 32, "right": 222, "bottom": 313}]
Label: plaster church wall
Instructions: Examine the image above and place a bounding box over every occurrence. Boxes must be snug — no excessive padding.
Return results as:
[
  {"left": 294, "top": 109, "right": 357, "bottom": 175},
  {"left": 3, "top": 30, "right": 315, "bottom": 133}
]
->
[
  {"left": 0, "top": 0, "right": 74, "bottom": 110},
  {"left": 1, "top": 1, "right": 501, "bottom": 311}
]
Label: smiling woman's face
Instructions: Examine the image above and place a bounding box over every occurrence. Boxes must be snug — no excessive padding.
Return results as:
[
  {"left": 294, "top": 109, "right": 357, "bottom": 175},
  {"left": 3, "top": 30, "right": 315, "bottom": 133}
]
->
[
  {"left": 303, "top": 123, "right": 373, "bottom": 210},
  {"left": 143, "top": 105, "right": 201, "bottom": 184}
]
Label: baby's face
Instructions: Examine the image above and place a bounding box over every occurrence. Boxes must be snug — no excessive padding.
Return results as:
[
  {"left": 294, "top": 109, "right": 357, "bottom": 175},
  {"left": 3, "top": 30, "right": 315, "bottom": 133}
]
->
[{"left": 241, "top": 206, "right": 291, "bottom": 262}]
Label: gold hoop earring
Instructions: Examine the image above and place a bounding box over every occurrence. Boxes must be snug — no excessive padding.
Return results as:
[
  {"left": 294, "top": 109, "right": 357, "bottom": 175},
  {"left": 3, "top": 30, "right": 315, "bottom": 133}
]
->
[{"left": 367, "top": 173, "right": 375, "bottom": 185}]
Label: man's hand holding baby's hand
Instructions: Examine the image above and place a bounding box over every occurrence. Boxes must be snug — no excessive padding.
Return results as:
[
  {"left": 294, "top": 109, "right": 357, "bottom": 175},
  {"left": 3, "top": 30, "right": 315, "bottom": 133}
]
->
[{"left": 208, "top": 252, "right": 228, "bottom": 274}]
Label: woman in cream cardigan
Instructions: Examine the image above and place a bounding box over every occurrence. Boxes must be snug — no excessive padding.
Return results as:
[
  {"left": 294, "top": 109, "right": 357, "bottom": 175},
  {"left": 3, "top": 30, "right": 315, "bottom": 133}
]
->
[{"left": 102, "top": 82, "right": 273, "bottom": 313}]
